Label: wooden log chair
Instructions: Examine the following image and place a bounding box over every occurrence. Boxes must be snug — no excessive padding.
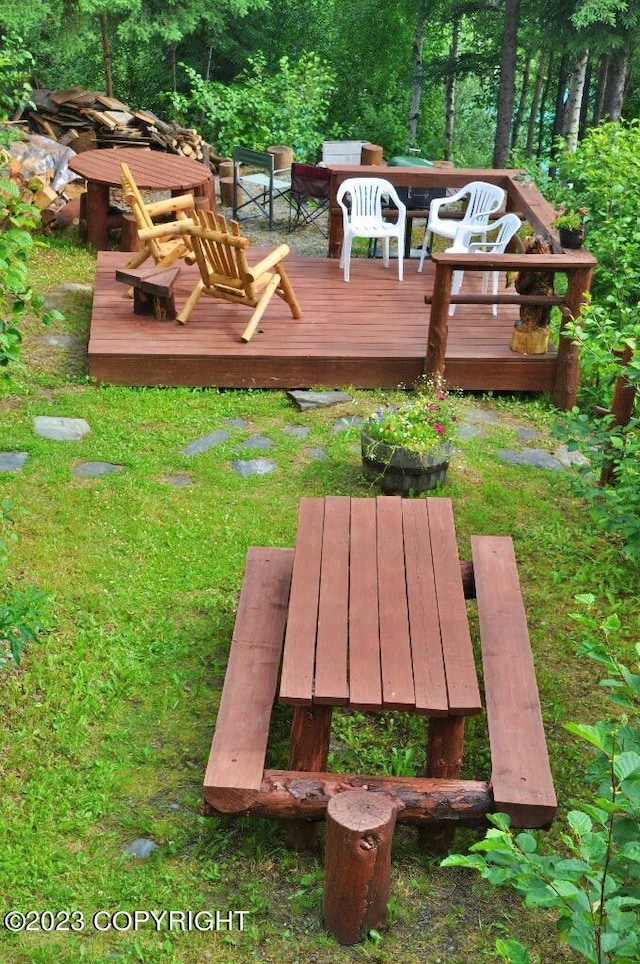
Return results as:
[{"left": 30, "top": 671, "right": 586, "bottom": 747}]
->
[
  {"left": 140, "top": 209, "right": 302, "bottom": 343},
  {"left": 120, "top": 162, "right": 196, "bottom": 271}
]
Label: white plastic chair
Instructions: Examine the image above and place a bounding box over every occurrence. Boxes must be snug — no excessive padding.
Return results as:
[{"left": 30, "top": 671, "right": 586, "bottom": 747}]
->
[
  {"left": 448, "top": 212, "right": 522, "bottom": 316},
  {"left": 417, "top": 180, "right": 506, "bottom": 273},
  {"left": 336, "top": 177, "right": 407, "bottom": 282}
]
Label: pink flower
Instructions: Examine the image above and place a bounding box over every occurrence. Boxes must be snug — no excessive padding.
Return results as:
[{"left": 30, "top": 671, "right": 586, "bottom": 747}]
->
[{"left": 434, "top": 423, "right": 445, "bottom": 435}]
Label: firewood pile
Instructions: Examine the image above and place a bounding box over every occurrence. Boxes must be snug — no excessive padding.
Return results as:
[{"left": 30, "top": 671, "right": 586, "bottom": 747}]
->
[
  {"left": 7, "top": 86, "right": 223, "bottom": 233},
  {"left": 23, "top": 87, "right": 210, "bottom": 160}
]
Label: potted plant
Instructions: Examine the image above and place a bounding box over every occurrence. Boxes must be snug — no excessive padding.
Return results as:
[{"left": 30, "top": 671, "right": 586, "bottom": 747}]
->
[
  {"left": 361, "top": 378, "right": 457, "bottom": 494},
  {"left": 551, "top": 203, "right": 588, "bottom": 248}
]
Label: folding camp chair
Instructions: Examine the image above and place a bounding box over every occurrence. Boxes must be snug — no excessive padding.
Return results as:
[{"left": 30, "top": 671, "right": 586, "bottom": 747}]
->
[
  {"left": 232, "top": 147, "right": 291, "bottom": 229},
  {"left": 287, "top": 163, "right": 331, "bottom": 236}
]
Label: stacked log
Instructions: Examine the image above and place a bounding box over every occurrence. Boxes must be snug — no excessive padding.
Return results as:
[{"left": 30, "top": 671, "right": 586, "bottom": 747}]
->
[{"left": 22, "top": 87, "right": 210, "bottom": 161}]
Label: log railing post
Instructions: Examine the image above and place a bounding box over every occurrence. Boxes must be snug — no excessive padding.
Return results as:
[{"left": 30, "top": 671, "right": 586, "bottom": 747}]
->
[
  {"left": 553, "top": 264, "right": 594, "bottom": 410},
  {"left": 600, "top": 344, "right": 637, "bottom": 486},
  {"left": 425, "top": 257, "right": 453, "bottom": 376}
]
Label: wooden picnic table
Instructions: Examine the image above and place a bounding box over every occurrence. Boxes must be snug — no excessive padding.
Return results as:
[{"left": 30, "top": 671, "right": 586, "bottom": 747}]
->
[
  {"left": 280, "top": 496, "right": 482, "bottom": 782},
  {"left": 203, "top": 494, "right": 556, "bottom": 832},
  {"left": 68, "top": 147, "right": 215, "bottom": 250}
]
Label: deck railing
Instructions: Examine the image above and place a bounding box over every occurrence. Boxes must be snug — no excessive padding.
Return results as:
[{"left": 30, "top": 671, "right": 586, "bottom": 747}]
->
[
  {"left": 425, "top": 250, "right": 595, "bottom": 410},
  {"left": 326, "top": 165, "right": 598, "bottom": 409}
]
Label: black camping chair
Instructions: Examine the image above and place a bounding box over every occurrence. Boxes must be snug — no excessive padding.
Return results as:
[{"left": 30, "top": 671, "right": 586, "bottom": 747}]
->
[{"left": 287, "top": 163, "right": 331, "bottom": 236}]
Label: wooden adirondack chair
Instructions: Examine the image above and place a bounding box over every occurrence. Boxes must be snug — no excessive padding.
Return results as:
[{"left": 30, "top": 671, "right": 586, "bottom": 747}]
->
[
  {"left": 139, "top": 210, "right": 301, "bottom": 342},
  {"left": 120, "top": 162, "right": 196, "bottom": 270}
]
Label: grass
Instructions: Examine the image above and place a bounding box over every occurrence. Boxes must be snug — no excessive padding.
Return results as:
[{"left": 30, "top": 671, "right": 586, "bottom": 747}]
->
[{"left": 0, "top": 232, "right": 638, "bottom": 964}]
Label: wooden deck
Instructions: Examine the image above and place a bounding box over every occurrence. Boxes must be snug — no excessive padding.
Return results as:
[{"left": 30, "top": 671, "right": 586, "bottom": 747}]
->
[{"left": 88, "top": 250, "right": 558, "bottom": 391}]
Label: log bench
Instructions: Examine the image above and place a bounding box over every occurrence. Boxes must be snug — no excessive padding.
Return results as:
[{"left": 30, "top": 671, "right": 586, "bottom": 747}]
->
[
  {"left": 203, "top": 499, "right": 557, "bottom": 943},
  {"left": 115, "top": 265, "right": 181, "bottom": 321}
]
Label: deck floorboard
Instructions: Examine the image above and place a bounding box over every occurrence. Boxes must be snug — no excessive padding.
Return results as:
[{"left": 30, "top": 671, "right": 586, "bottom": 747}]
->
[{"left": 88, "top": 250, "right": 558, "bottom": 391}]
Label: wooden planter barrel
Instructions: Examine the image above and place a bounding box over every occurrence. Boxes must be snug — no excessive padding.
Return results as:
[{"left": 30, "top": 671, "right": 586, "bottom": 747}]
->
[{"left": 361, "top": 432, "right": 452, "bottom": 495}]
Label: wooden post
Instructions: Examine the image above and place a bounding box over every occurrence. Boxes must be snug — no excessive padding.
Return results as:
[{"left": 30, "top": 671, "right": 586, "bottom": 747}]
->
[
  {"left": 424, "top": 258, "right": 453, "bottom": 375},
  {"left": 218, "top": 160, "right": 236, "bottom": 207},
  {"left": 361, "top": 144, "right": 384, "bottom": 165},
  {"left": 267, "top": 145, "right": 294, "bottom": 172},
  {"left": 285, "top": 706, "right": 332, "bottom": 850},
  {"left": 420, "top": 716, "right": 465, "bottom": 852},
  {"left": 120, "top": 213, "right": 142, "bottom": 253},
  {"left": 323, "top": 790, "right": 400, "bottom": 944},
  {"left": 553, "top": 264, "right": 594, "bottom": 410}
]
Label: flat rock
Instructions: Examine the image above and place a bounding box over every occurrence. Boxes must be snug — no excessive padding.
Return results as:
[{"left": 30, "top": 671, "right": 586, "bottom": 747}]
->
[
  {"left": 332, "top": 415, "right": 364, "bottom": 433},
  {"left": 497, "top": 448, "right": 564, "bottom": 471},
  {"left": 283, "top": 425, "right": 311, "bottom": 439},
  {"left": 72, "top": 461, "right": 124, "bottom": 477},
  {"left": 224, "top": 417, "right": 250, "bottom": 429},
  {"left": 162, "top": 473, "right": 193, "bottom": 486},
  {"left": 125, "top": 838, "right": 159, "bottom": 858},
  {"left": 33, "top": 416, "right": 90, "bottom": 441},
  {"left": 0, "top": 452, "right": 28, "bottom": 472},
  {"left": 288, "top": 390, "right": 353, "bottom": 411},
  {"left": 231, "top": 458, "right": 277, "bottom": 477},
  {"left": 465, "top": 408, "right": 500, "bottom": 425},
  {"left": 233, "top": 435, "right": 273, "bottom": 451},
  {"left": 183, "top": 430, "right": 229, "bottom": 455},
  {"left": 553, "top": 444, "right": 590, "bottom": 467},
  {"left": 305, "top": 447, "right": 328, "bottom": 460}
]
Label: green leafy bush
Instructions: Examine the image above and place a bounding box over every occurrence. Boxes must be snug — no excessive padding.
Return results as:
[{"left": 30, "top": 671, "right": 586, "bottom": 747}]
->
[
  {"left": 442, "top": 598, "right": 640, "bottom": 964},
  {"left": 166, "top": 52, "right": 335, "bottom": 160}
]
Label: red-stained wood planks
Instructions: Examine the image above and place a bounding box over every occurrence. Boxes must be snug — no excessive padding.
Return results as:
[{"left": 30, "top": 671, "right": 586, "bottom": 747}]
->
[
  {"left": 314, "top": 496, "right": 351, "bottom": 704},
  {"left": 203, "top": 546, "right": 293, "bottom": 813},
  {"left": 472, "top": 535, "right": 557, "bottom": 827},
  {"left": 427, "top": 499, "right": 481, "bottom": 714},
  {"left": 376, "top": 497, "right": 416, "bottom": 709},
  {"left": 348, "top": 498, "right": 382, "bottom": 709},
  {"left": 89, "top": 251, "right": 558, "bottom": 392},
  {"left": 279, "top": 498, "right": 324, "bottom": 705}
]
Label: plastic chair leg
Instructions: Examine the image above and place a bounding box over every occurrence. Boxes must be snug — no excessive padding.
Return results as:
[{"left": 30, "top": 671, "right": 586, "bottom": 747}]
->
[{"left": 417, "top": 229, "right": 432, "bottom": 273}]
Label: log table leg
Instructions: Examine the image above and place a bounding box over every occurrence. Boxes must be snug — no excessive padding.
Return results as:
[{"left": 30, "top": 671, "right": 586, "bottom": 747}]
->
[
  {"left": 285, "top": 705, "right": 332, "bottom": 850},
  {"left": 420, "top": 715, "right": 466, "bottom": 853},
  {"left": 323, "top": 790, "right": 400, "bottom": 945}
]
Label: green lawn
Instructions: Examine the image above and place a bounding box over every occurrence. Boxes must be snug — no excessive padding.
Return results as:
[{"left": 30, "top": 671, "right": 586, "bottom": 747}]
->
[{"left": 0, "top": 235, "right": 637, "bottom": 964}]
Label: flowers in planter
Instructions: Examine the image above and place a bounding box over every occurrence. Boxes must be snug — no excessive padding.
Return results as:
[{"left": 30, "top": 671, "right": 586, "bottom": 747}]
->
[
  {"left": 362, "top": 377, "right": 457, "bottom": 456},
  {"left": 550, "top": 204, "right": 588, "bottom": 231}
]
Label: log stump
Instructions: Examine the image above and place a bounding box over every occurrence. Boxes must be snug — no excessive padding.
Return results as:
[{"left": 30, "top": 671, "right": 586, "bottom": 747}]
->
[
  {"left": 361, "top": 143, "right": 384, "bottom": 166},
  {"left": 323, "top": 790, "right": 399, "bottom": 944},
  {"left": 267, "top": 144, "right": 294, "bottom": 172}
]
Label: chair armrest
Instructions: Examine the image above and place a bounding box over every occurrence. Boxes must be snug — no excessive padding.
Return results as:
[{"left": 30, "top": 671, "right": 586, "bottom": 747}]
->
[
  {"left": 138, "top": 218, "right": 196, "bottom": 240},
  {"left": 249, "top": 244, "right": 291, "bottom": 280}
]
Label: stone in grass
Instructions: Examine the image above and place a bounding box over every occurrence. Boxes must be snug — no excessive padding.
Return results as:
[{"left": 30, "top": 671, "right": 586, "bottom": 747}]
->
[
  {"left": 332, "top": 415, "right": 364, "bottom": 433},
  {"left": 183, "top": 430, "right": 229, "bottom": 456},
  {"left": 0, "top": 452, "right": 28, "bottom": 472},
  {"left": 305, "top": 447, "right": 328, "bottom": 460},
  {"left": 553, "top": 444, "right": 590, "bottom": 468},
  {"left": 497, "top": 448, "right": 564, "bottom": 471},
  {"left": 283, "top": 425, "right": 311, "bottom": 439},
  {"left": 163, "top": 473, "right": 193, "bottom": 487},
  {"left": 465, "top": 408, "right": 500, "bottom": 426},
  {"left": 231, "top": 458, "right": 277, "bottom": 477},
  {"left": 224, "top": 417, "right": 250, "bottom": 429},
  {"left": 517, "top": 426, "right": 539, "bottom": 442},
  {"left": 287, "top": 390, "right": 353, "bottom": 411},
  {"left": 72, "top": 461, "right": 124, "bottom": 477},
  {"left": 233, "top": 435, "right": 273, "bottom": 452},
  {"left": 33, "top": 416, "right": 90, "bottom": 441},
  {"left": 125, "top": 838, "right": 159, "bottom": 858}
]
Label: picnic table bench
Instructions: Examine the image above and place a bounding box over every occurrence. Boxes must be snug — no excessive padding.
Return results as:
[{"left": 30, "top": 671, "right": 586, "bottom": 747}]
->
[{"left": 203, "top": 495, "right": 557, "bottom": 942}]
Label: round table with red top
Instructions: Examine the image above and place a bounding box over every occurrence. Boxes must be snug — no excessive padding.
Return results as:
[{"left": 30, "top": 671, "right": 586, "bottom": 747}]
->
[{"left": 68, "top": 147, "right": 215, "bottom": 250}]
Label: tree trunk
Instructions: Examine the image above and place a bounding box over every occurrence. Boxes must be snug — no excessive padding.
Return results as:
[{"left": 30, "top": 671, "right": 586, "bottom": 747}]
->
[
  {"left": 444, "top": 19, "right": 460, "bottom": 161},
  {"left": 99, "top": 12, "right": 113, "bottom": 98},
  {"left": 579, "top": 60, "right": 592, "bottom": 140},
  {"left": 562, "top": 51, "right": 589, "bottom": 151},
  {"left": 552, "top": 52, "right": 569, "bottom": 143},
  {"left": 526, "top": 53, "right": 546, "bottom": 157},
  {"left": 493, "top": 0, "right": 520, "bottom": 167},
  {"left": 537, "top": 52, "right": 555, "bottom": 159},
  {"left": 592, "top": 55, "right": 609, "bottom": 125},
  {"left": 601, "top": 43, "right": 629, "bottom": 120},
  {"left": 511, "top": 56, "right": 531, "bottom": 152},
  {"left": 408, "top": 1, "right": 428, "bottom": 146}
]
